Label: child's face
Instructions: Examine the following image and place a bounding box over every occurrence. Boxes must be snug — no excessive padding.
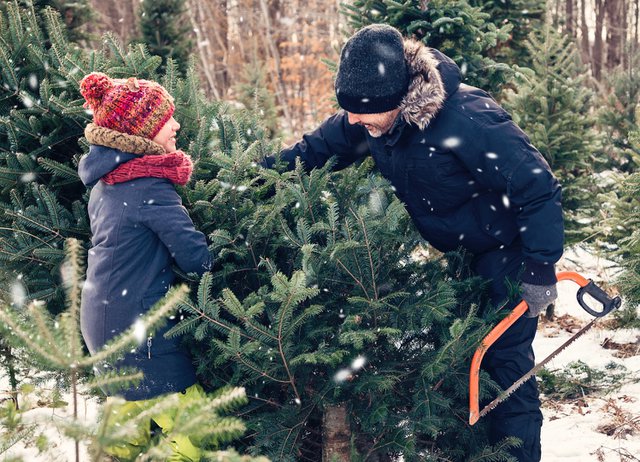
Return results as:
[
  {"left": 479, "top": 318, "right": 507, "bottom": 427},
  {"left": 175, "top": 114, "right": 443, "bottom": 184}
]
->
[{"left": 152, "top": 116, "right": 180, "bottom": 152}]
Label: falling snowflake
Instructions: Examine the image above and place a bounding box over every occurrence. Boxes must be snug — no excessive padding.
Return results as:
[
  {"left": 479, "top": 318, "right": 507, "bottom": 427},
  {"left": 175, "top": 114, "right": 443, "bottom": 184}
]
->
[
  {"left": 21, "top": 172, "right": 36, "bottom": 183},
  {"left": 21, "top": 93, "right": 34, "bottom": 108},
  {"left": 10, "top": 281, "right": 26, "bottom": 308},
  {"left": 442, "top": 137, "right": 461, "bottom": 149},
  {"left": 133, "top": 320, "right": 146, "bottom": 343},
  {"left": 532, "top": 168, "right": 543, "bottom": 174},
  {"left": 502, "top": 194, "right": 511, "bottom": 209},
  {"left": 334, "top": 369, "right": 351, "bottom": 383},
  {"left": 351, "top": 355, "right": 366, "bottom": 370},
  {"left": 378, "top": 63, "right": 386, "bottom": 75},
  {"left": 122, "top": 289, "right": 128, "bottom": 296},
  {"left": 28, "top": 74, "right": 38, "bottom": 90},
  {"left": 486, "top": 152, "right": 498, "bottom": 160}
]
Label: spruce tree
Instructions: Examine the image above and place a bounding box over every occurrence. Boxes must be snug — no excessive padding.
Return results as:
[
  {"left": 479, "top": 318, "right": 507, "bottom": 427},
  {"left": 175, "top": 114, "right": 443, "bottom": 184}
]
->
[
  {"left": 137, "top": 0, "right": 193, "bottom": 76},
  {"left": 502, "top": 19, "right": 602, "bottom": 245},
  {"left": 234, "top": 58, "right": 280, "bottom": 138},
  {"left": 1, "top": 0, "right": 95, "bottom": 43},
  {"left": 468, "top": 0, "right": 544, "bottom": 68},
  {"left": 0, "top": 239, "right": 267, "bottom": 461},
  {"left": 598, "top": 55, "right": 640, "bottom": 173},
  {"left": 607, "top": 110, "right": 640, "bottom": 327},
  {"left": 342, "top": 0, "right": 527, "bottom": 96},
  {"left": 171, "top": 143, "right": 513, "bottom": 459}
]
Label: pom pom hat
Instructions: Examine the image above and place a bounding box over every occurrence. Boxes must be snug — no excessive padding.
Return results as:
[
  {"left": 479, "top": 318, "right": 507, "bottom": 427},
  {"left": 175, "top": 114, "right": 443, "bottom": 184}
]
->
[
  {"left": 335, "top": 24, "right": 410, "bottom": 114},
  {"left": 80, "top": 72, "right": 175, "bottom": 140}
]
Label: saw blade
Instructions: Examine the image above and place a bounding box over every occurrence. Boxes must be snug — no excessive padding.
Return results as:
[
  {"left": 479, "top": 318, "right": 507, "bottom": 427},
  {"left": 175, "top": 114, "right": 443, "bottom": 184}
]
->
[{"left": 477, "top": 316, "right": 600, "bottom": 419}]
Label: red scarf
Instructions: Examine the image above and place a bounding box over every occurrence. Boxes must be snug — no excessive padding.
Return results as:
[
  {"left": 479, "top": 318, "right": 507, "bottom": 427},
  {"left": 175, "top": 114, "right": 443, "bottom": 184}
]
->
[{"left": 102, "top": 151, "right": 193, "bottom": 186}]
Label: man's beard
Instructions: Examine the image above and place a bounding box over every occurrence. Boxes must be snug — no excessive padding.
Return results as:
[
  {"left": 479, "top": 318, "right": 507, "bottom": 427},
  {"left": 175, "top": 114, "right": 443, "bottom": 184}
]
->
[{"left": 361, "top": 112, "right": 398, "bottom": 138}]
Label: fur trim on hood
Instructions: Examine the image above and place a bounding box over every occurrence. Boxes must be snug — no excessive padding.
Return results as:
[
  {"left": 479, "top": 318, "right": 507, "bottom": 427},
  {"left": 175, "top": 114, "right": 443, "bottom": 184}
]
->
[
  {"left": 398, "top": 39, "right": 447, "bottom": 130},
  {"left": 84, "top": 123, "right": 166, "bottom": 155}
]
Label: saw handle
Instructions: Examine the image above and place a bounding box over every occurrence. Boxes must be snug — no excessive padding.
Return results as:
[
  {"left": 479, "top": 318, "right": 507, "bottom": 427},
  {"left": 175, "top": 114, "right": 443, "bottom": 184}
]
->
[
  {"left": 577, "top": 281, "right": 622, "bottom": 317},
  {"left": 556, "top": 271, "right": 621, "bottom": 318}
]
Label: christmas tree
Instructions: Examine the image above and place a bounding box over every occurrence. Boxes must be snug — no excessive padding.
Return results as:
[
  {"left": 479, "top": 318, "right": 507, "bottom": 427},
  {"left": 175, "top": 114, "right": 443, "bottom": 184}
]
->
[
  {"left": 171, "top": 147, "right": 514, "bottom": 459},
  {"left": 0, "top": 238, "right": 267, "bottom": 461},
  {"left": 137, "top": 0, "right": 194, "bottom": 76},
  {"left": 502, "top": 18, "right": 602, "bottom": 245},
  {"left": 608, "top": 108, "right": 640, "bottom": 327},
  {"left": 468, "top": 0, "right": 545, "bottom": 68},
  {"left": 598, "top": 54, "right": 640, "bottom": 173}
]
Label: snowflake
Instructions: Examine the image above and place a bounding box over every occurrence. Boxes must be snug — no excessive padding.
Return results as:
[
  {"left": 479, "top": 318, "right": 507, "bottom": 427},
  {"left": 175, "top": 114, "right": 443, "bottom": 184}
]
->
[
  {"left": 132, "top": 320, "right": 147, "bottom": 344},
  {"left": 334, "top": 369, "right": 351, "bottom": 383},
  {"left": 442, "top": 137, "right": 461, "bottom": 149},
  {"left": 351, "top": 355, "right": 366, "bottom": 370}
]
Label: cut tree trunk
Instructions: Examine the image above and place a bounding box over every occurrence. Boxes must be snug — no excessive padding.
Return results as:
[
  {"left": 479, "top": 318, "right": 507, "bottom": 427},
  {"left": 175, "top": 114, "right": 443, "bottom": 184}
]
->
[{"left": 323, "top": 403, "right": 351, "bottom": 462}]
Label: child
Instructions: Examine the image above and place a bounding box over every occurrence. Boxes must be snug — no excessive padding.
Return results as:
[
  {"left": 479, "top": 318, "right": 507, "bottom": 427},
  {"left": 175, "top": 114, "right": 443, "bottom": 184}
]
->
[{"left": 78, "top": 72, "right": 211, "bottom": 460}]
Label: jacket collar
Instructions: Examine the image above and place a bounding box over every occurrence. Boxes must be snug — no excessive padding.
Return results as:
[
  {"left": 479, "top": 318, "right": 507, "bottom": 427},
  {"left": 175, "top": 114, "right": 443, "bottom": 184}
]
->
[
  {"left": 84, "top": 123, "right": 166, "bottom": 156},
  {"left": 397, "top": 40, "right": 460, "bottom": 130}
]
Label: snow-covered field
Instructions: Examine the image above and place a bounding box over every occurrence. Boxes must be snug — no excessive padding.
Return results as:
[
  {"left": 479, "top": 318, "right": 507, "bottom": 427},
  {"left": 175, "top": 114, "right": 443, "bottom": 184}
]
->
[
  {"left": 538, "top": 247, "right": 640, "bottom": 461},
  {"left": 2, "top": 247, "right": 638, "bottom": 461}
]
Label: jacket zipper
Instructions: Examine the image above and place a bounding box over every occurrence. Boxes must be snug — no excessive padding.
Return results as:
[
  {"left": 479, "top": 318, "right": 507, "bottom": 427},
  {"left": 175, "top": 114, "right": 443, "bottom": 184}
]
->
[{"left": 147, "top": 336, "right": 152, "bottom": 359}]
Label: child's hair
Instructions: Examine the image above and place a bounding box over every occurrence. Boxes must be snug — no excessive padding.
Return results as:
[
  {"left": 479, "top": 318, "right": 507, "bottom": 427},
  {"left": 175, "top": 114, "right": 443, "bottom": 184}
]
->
[{"left": 79, "top": 72, "right": 175, "bottom": 139}]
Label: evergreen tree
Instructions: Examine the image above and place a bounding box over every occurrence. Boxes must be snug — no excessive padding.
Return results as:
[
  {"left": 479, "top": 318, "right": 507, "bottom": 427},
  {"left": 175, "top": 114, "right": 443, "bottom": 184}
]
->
[
  {"left": 1, "top": 0, "right": 95, "bottom": 43},
  {"left": 0, "top": 238, "right": 267, "bottom": 461},
  {"left": 502, "top": 19, "right": 602, "bottom": 245},
  {"left": 598, "top": 54, "right": 640, "bottom": 173},
  {"left": 469, "top": 0, "right": 544, "bottom": 68},
  {"left": 137, "top": 0, "right": 194, "bottom": 76},
  {"left": 234, "top": 58, "right": 280, "bottom": 137},
  {"left": 171, "top": 141, "right": 513, "bottom": 459},
  {"left": 606, "top": 109, "right": 640, "bottom": 327},
  {"left": 342, "top": 0, "right": 529, "bottom": 96}
]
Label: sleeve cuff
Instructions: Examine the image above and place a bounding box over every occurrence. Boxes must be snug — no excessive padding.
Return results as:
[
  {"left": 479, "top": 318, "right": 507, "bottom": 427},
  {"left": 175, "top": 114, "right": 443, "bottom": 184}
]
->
[{"left": 521, "top": 258, "right": 557, "bottom": 285}]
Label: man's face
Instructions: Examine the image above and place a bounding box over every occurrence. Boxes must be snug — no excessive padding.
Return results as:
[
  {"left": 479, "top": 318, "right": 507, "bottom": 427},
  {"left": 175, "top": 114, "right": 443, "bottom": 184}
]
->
[{"left": 346, "top": 108, "right": 401, "bottom": 138}]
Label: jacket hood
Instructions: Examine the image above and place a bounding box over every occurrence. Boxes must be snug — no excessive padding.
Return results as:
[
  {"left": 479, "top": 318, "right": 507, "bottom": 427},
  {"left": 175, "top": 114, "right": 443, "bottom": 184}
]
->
[
  {"left": 398, "top": 40, "right": 461, "bottom": 129},
  {"left": 78, "top": 145, "right": 138, "bottom": 187},
  {"left": 78, "top": 124, "right": 167, "bottom": 187}
]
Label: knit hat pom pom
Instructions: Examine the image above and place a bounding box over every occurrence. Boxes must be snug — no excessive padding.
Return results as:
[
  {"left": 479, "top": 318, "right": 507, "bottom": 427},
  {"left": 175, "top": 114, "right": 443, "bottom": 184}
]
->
[{"left": 80, "top": 72, "right": 114, "bottom": 109}]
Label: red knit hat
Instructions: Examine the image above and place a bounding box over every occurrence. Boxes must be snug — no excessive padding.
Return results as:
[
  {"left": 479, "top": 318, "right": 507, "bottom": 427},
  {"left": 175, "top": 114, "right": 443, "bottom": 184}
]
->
[{"left": 79, "top": 72, "right": 175, "bottom": 140}]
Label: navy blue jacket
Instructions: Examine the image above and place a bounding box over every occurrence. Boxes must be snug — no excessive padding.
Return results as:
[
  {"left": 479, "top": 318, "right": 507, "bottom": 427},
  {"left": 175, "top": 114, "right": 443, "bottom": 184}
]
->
[
  {"left": 79, "top": 137, "right": 211, "bottom": 400},
  {"left": 278, "top": 42, "right": 563, "bottom": 286}
]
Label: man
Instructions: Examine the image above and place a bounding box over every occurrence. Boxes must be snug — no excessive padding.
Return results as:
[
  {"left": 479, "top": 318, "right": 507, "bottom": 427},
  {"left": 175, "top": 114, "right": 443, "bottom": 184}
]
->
[{"left": 270, "top": 24, "right": 563, "bottom": 461}]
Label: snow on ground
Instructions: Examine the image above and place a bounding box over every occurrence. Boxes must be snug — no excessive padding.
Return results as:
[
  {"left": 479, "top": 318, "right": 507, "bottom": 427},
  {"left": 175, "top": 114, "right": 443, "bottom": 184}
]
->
[{"left": 538, "top": 247, "right": 640, "bottom": 461}]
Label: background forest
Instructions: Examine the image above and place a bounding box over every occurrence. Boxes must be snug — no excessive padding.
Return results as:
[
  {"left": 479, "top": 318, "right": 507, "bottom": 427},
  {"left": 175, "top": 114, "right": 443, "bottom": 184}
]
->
[{"left": 0, "top": 0, "right": 639, "bottom": 461}]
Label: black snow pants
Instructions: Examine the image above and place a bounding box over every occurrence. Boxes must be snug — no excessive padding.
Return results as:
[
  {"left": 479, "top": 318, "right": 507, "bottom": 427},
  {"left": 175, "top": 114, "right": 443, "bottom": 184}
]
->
[{"left": 472, "top": 243, "right": 543, "bottom": 462}]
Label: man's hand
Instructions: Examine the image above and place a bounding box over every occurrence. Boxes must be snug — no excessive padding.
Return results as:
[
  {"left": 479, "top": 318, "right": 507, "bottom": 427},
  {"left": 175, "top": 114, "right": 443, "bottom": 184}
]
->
[{"left": 521, "top": 282, "right": 558, "bottom": 318}]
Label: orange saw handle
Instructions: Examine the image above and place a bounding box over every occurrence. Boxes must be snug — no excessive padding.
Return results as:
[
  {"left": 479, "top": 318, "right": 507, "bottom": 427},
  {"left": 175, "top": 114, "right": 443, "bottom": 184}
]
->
[{"left": 468, "top": 271, "right": 621, "bottom": 425}]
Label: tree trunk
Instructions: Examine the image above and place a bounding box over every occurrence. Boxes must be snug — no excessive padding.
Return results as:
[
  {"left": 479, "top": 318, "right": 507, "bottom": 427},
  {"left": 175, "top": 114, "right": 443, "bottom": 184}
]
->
[
  {"left": 565, "top": 0, "right": 575, "bottom": 36},
  {"left": 580, "top": 0, "right": 590, "bottom": 65},
  {"left": 594, "top": 0, "right": 605, "bottom": 79},
  {"left": 1, "top": 341, "right": 19, "bottom": 409},
  {"left": 322, "top": 403, "right": 351, "bottom": 462},
  {"left": 606, "top": 0, "right": 624, "bottom": 70},
  {"left": 259, "top": 0, "right": 293, "bottom": 132},
  {"left": 633, "top": 0, "right": 640, "bottom": 50}
]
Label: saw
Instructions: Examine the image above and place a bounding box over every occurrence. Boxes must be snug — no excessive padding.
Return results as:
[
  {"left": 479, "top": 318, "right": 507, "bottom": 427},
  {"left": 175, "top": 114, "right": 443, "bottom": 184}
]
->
[{"left": 468, "top": 271, "right": 621, "bottom": 425}]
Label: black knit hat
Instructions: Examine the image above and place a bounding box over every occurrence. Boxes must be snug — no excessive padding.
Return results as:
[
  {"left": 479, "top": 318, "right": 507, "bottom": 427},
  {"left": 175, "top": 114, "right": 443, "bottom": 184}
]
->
[{"left": 335, "top": 24, "right": 409, "bottom": 114}]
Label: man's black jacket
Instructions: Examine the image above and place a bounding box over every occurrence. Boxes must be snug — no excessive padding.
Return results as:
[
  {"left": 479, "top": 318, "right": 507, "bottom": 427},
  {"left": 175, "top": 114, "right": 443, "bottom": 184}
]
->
[{"left": 277, "top": 40, "right": 564, "bottom": 286}]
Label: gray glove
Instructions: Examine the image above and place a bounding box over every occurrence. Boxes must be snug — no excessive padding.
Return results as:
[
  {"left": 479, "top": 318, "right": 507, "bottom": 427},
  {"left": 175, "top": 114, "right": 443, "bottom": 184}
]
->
[{"left": 521, "top": 282, "right": 558, "bottom": 318}]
